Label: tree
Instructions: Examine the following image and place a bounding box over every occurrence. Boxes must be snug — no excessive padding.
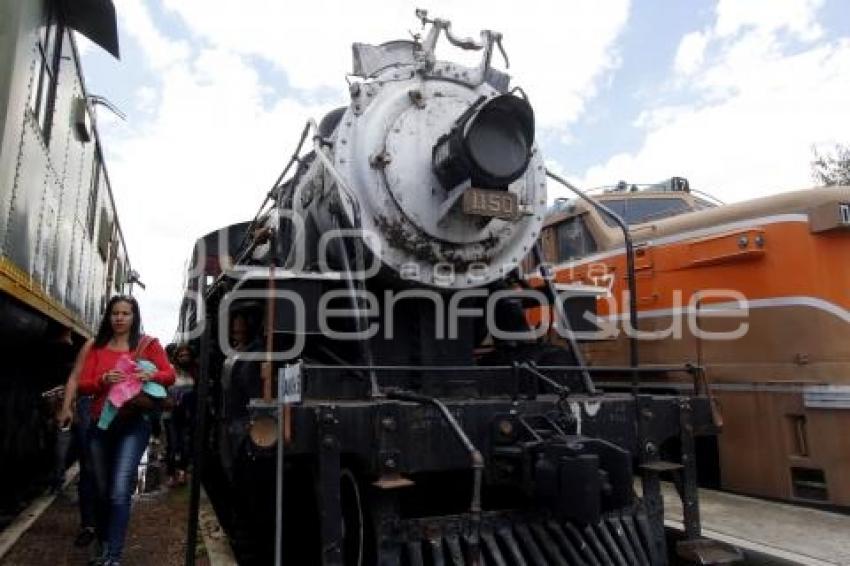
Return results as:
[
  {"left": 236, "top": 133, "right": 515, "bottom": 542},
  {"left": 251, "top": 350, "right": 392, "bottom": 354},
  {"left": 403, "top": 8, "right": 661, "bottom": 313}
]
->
[{"left": 811, "top": 144, "right": 850, "bottom": 186}]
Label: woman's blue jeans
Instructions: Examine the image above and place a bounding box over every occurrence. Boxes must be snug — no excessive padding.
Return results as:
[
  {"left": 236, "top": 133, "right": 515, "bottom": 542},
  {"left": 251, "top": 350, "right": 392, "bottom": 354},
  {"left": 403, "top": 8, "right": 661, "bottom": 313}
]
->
[{"left": 88, "top": 415, "right": 151, "bottom": 561}]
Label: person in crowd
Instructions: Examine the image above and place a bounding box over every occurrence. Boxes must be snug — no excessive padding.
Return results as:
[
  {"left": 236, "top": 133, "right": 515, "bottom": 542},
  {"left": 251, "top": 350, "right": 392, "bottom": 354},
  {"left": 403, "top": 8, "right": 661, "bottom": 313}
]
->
[
  {"left": 78, "top": 295, "right": 175, "bottom": 566},
  {"left": 218, "top": 309, "right": 275, "bottom": 561},
  {"left": 227, "top": 312, "right": 264, "bottom": 421},
  {"left": 156, "top": 343, "right": 179, "bottom": 465},
  {"left": 218, "top": 309, "right": 265, "bottom": 478},
  {"left": 56, "top": 340, "right": 96, "bottom": 548},
  {"left": 164, "top": 343, "right": 196, "bottom": 486},
  {"left": 164, "top": 342, "right": 177, "bottom": 361}
]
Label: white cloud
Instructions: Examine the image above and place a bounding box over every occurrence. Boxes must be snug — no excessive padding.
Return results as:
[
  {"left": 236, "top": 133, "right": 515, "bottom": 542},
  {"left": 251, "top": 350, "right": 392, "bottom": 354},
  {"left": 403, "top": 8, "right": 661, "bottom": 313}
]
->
[
  {"left": 97, "top": 3, "right": 334, "bottom": 339},
  {"left": 576, "top": 0, "right": 850, "bottom": 204},
  {"left": 674, "top": 31, "right": 708, "bottom": 75},
  {"left": 157, "top": 0, "right": 630, "bottom": 129},
  {"left": 114, "top": 0, "right": 190, "bottom": 70},
  {"left": 134, "top": 86, "right": 157, "bottom": 113},
  {"left": 715, "top": 0, "right": 823, "bottom": 41},
  {"left": 73, "top": 32, "right": 96, "bottom": 55}
]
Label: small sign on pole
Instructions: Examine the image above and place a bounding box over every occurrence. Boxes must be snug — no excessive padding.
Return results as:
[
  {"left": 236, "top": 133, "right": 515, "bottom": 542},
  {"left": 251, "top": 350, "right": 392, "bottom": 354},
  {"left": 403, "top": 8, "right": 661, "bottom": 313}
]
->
[{"left": 279, "top": 361, "right": 302, "bottom": 404}]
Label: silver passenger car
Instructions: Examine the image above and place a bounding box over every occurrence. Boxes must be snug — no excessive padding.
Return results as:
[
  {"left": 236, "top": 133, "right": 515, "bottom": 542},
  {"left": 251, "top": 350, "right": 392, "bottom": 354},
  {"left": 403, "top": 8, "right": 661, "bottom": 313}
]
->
[{"left": 0, "top": 0, "right": 132, "bottom": 511}]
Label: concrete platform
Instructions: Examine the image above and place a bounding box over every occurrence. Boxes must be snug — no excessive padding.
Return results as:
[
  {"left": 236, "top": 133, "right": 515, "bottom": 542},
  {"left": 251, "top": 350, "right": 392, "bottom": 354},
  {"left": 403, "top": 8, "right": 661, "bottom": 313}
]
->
[{"left": 662, "top": 483, "right": 850, "bottom": 565}]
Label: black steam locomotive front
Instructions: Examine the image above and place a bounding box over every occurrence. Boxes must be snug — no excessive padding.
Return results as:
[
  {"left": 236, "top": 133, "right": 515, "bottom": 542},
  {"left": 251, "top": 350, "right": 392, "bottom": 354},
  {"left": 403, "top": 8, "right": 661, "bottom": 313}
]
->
[{"left": 182, "top": 11, "right": 725, "bottom": 566}]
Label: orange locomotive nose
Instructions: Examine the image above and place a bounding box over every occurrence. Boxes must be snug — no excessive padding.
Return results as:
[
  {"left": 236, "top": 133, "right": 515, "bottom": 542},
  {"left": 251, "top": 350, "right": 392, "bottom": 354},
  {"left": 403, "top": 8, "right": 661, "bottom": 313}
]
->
[{"left": 533, "top": 183, "right": 850, "bottom": 507}]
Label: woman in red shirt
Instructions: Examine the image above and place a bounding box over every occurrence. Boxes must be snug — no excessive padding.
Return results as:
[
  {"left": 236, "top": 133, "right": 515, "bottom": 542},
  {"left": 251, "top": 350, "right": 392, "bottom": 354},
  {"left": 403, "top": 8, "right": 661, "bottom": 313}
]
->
[{"left": 78, "top": 295, "right": 174, "bottom": 566}]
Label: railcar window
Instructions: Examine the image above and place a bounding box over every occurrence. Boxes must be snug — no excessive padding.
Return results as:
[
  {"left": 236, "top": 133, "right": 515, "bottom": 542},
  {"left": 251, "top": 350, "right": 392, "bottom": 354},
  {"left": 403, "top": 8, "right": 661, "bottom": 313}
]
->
[
  {"left": 87, "top": 152, "right": 101, "bottom": 238},
  {"left": 599, "top": 197, "right": 693, "bottom": 226},
  {"left": 556, "top": 215, "right": 598, "bottom": 261},
  {"left": 114, "top": 254, "right": 124, "bottom": 291},
  {"left": 97, "top": 206, "right": 113, "bottom": 260},
  {"left": 28, "top": 0, "right": 63, "bottom": 143}
]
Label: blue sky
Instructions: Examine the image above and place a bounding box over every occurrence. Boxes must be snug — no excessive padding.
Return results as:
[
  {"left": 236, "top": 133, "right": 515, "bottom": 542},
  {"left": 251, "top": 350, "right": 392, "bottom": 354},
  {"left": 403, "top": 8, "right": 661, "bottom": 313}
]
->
[
  {"left": 549, "top": 2, "right": 717, "bottom": 171},
  {"left": 75, "top": 0, "right": 850, "bottom": 340}
]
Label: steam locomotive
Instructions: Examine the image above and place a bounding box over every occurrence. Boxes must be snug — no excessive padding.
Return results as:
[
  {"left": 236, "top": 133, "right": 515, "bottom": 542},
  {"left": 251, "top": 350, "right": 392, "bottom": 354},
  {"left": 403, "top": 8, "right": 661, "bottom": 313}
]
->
[{"left": 180, "top": 11, "right": 725, "bottom": 565}]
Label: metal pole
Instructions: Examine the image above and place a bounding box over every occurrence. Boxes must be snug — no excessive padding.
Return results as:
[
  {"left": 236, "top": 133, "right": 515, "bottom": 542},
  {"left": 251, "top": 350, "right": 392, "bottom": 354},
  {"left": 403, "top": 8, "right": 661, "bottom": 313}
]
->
[
  {"left": 185, "top": 281, "right": 210, "bottom": 566},
  {"left": 275, "top": 379, "right": 284, "bottom": 566}
]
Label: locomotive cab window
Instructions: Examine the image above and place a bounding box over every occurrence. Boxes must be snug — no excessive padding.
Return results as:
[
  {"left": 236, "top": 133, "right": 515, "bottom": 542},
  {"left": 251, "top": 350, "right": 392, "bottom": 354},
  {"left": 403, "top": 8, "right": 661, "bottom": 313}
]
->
[
  {"left": 29, "top": 0, "right": 64, "bottom": 143},
  {"left": 555, "top": 214, "right": 598, "bottom": 261},
  {"left": 600, "top": 197, "right": 692, "bottom": 226}
]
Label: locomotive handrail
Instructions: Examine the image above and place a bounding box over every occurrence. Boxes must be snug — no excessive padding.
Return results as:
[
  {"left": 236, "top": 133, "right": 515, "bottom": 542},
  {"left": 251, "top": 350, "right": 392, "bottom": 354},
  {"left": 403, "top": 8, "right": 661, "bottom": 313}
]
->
[
  {"left": 306, "top": 118, "right": 363, "bottom": 228},
  {"left": 545, "top": 169, "right": 641, "bottom": 393},
  {"left": 299, "top": 363, "right": 702, "bottom": 374},
  {"left": 236, "top": 120, "right": 314, "bottom": 259},
  {"left": 303, "top": 116, "right": 383, "bottom": 396}
]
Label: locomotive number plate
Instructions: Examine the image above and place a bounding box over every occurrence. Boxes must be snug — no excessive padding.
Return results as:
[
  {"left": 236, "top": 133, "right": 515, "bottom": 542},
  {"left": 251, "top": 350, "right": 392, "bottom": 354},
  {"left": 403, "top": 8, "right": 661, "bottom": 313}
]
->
[{"left": 462, "top": 188, "right": 517, "bottom": 220}]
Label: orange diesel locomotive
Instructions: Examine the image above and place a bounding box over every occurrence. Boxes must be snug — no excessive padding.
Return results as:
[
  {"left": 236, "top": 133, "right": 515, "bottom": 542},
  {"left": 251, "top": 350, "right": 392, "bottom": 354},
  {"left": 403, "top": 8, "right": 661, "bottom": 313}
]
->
[{"left": 532, "top": 178, "right": 850, "bottom": 506}]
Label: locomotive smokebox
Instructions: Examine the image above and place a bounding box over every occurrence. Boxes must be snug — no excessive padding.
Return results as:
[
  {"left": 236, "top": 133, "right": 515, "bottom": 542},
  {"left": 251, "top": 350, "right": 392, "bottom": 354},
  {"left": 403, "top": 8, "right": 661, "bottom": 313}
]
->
[
  {"left": 322, "top": 33, "right": 547, "bottom": 290},
  {"left": 432, "top": 93, "right": 535, "bottom": 190}
]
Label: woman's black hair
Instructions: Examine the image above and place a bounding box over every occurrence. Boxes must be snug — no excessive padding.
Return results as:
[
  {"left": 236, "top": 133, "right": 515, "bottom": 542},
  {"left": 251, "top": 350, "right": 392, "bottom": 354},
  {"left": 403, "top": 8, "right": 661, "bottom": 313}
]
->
[
  {"left": 174, "top": 342, "right": 195, "bottom": 358},
  {"left": 165, "top": 342, "right": 177, "bottom": 360},
  {"left": 94, "top": 295, "right": 142, "bottom": 349}
]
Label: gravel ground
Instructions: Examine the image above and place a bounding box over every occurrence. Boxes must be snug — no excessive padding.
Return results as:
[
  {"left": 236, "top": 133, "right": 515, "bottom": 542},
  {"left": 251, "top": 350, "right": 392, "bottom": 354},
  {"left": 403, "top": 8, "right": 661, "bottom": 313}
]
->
[{"left": 1, "top": 460, "right": 211, "bottom": 566}]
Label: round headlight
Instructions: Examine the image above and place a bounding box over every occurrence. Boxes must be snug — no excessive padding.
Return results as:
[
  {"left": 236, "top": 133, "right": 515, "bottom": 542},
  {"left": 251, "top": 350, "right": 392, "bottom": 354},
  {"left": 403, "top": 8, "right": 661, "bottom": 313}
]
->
[{"left": 432, "top": 93, "right": 535, "bottom": 190}]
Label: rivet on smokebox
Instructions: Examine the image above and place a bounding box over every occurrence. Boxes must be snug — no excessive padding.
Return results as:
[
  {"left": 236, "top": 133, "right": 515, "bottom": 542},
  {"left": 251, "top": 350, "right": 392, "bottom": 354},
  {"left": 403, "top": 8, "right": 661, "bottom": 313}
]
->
[
  {"left": 370, "top": 151, "right": 392, "bottom": 168},
  {"left": 381, "top": 417, "right": 397, "bottom": 431},
  {"left": 408, "top": 89, "right": 426, "bottom": 108},
  {"left": 322, "top": 435, "right": 335, "bottom": 448}
]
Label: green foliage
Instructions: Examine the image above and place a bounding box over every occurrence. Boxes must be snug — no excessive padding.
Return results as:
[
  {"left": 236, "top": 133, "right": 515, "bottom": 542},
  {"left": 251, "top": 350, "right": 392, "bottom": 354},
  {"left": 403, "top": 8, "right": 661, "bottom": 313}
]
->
[{"left": 811, "top": 144, "right": 850, "bottom": 187}]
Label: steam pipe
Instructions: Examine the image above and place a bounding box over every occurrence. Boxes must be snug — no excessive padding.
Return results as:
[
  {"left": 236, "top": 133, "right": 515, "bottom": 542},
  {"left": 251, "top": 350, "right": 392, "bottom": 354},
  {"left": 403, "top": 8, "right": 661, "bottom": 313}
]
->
[
  {"left": 544, "top": 170, "right": 640, "bottom": 393},
  {"left": 385, "top": 389, "right": 484, "bottom": 565}
]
